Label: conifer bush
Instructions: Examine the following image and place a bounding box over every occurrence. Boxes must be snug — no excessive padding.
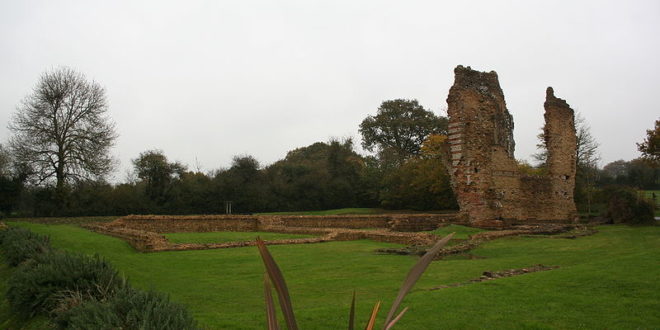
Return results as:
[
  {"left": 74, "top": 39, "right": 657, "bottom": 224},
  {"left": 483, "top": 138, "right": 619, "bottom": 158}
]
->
[
  {"left": 7, "top": 250, "right": 124, "bottom": 318},
  {"left": 56, "top": 286, "right": 199, "bottom": 330},
  {"left": 0, "top": 227, "right": 51, "bottom": 266}
]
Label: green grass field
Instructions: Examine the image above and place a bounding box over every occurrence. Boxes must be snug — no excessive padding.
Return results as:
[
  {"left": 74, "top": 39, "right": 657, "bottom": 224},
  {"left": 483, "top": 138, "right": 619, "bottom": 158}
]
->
[
  {"left": 3, "top": 221, "right": 659, "bottom": 329},
  {"left": 164, "top": 231, "right": 315, "bottom": 244}
]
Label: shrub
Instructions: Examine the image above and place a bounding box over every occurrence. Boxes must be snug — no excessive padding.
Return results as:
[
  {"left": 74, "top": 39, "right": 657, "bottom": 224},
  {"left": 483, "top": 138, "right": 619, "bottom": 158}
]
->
[
  {"left": 603, "top": 186, "right": 655, "bottom": 225},
  {"left": 56, "top": 286, "right": 199, "bottom": 330},
  {"left": 7, "top": 250, "right": 124, "bottom": 318},
  {"left": 0, "top": 227, "right": 51, "bottom": 266}
]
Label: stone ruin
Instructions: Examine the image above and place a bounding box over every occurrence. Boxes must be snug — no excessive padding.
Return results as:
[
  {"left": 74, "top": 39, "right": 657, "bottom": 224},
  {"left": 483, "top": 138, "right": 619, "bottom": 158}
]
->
[
  {"left": 83, "top": 213, "right": 457, "bottom": 252},
  {"left": 446, "top": 65, "right": 578, "bottom": 228}
]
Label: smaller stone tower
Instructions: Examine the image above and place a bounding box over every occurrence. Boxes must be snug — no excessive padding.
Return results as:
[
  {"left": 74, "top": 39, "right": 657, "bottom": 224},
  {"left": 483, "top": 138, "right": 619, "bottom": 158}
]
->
[{"left": 543, "top": 87, "right": 578, "bottom": 217}]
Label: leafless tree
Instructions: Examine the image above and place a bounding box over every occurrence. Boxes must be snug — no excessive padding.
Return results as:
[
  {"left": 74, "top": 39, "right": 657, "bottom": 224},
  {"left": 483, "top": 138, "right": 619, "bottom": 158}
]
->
[
  {"left": 0, "top": 144, "right": 11, "bottom": 178},
  {"left": 533, "top": 112, "right": 600, "bottom": 168},
  {"left": 8, "top": 67, "right": 117, "bottom": 196}
]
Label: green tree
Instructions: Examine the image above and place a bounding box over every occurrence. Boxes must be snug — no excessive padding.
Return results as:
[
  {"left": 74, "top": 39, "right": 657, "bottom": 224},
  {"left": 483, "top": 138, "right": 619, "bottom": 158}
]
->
[
  {"left": 359, "top": 99, "right": 448, "bottom": 165},
  {"left": 625, "top": 158, "right": 659, "bottom": 190},
  {"left": 213, "top": 155, "right": 267, "bottom": 213},
  {"left": 263, "top": 139, "right": 369, "bottom": 211},
  {"left": 600, "top": 159, "right": 659, "bottom": 190},
  {"left": 168, "top": 171, "right": 215, "bottom": 214},
  {"left": 637, "top": 119, "right": 659, "bottom": 164},
  {"left": 132, "top": 150, "right": 186, "bottom": 204},
  {"left": 378, "top": 135, "right": 457, "bottom": 210},
  {"left": 8, "top": 67, "right": 117, "bottom": 205}
]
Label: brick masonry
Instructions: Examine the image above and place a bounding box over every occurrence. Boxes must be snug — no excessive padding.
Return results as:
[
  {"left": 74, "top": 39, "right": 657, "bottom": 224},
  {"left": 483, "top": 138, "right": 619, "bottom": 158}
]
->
[
  {"left": 446, "top": 66, "right": 578, "bottom": 228},
  {"left": 85, "top": 213, "right": 457, "bottom": 252},
  {"left": 107, "top": 213, "right": 457, "bottom": 233}
]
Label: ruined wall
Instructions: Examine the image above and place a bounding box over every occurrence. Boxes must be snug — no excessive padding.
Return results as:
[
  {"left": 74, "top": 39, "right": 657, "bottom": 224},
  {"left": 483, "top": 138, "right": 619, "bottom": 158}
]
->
[
  {"left": 278, "top": 216, "right": 389, "bottom": 229},
  {"left": 446, "top": 66, "right": 578, "bottom": 227},
  {"left": 108, "top": 213, "right": 456, "bottom": 233},
  {"left": 111, "top": 215, "right": 259, "bottom": 233},
  {"left": 90, "top": 215, "right": 446, "bottom": 252},
  {"left": 389, "top": 215, "right": 454, "bottom": 232}
]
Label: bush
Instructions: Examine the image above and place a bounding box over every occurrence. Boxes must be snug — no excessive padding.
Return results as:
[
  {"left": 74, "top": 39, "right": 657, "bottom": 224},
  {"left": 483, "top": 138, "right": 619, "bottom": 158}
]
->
[
  {"left": 7, "top": 250, "right": 124, "bottom": 318},
  {"left": 603, "top": 186, "right": 655, "bottom": 225},
  {"left": 56, "top": 286, "right": 199, "bottom": 330},
  {"left": 0, "top": 227, "right": 51, "bottom": 266}
]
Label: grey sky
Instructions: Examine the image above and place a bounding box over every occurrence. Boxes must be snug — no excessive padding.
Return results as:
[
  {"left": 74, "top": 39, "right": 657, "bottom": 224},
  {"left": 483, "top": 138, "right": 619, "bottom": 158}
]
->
[{"left": 1, "top": 0, "right": 658, "bottom": 181}]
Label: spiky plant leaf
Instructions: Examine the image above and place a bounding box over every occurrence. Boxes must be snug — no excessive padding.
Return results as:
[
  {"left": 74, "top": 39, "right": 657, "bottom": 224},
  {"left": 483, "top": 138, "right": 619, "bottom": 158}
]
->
[
  {"left": 365, "top": 301, "right": 381, "bottom": 330},
  {"left": 383, "top": 233, "right": 455, "bottom": 328},
  {"left": 348, "top": 290, "right": 356, "bottom": 330},
  {"left": 384, "top": 307, "right": 408, "bottom": 330},
  {"left": 264, "top": 273, "right": 279, "bottom": 330},
  {"left": 256, "top": 238, "right": 298, "bottom": 330}
]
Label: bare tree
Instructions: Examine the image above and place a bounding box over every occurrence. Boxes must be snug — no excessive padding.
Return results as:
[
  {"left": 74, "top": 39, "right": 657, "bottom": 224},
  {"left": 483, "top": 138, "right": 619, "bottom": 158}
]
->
[
  {"left": 0, "top": 144, "right": 11, "bottom": 178},
  {"left": 8, "top": 67, "right": 117, "bottom": 198},
  {"left": 574, "top": 113, "right": 601, "bottom": 168},
  {"left": 533, "top": 112, "right": 600, "bottom": 168}
]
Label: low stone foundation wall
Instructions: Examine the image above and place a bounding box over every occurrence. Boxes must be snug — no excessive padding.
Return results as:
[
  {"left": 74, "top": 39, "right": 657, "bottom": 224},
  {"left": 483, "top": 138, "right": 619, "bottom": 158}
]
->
[
  {"left": 82, "top": 214, "right": 585, "bottom": 254},
  {"left": 107, "top": 213, "right": 457, "bottom": 234},
  {"left": 376, "top": 224, "right": 589, "bottom": 258},
  {"left": 278, "top": 216, "right": 389, "bottom": 229},
  {"left": 390, "top": 215, "right": 455, "bottom": 231},
  {"left": 109, "top": 215, "right": 259, "bottom": 233},
  {"left": 84, "top": 223, "right": 171, "bottom": 251},
  {"left": 85, "top": 213, "right": 452, "bottom": 252}
]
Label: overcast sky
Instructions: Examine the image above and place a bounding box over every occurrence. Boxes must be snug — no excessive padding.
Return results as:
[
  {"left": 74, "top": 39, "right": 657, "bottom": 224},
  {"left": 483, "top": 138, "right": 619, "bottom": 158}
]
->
[{"left": 1, "top": 0, "right": 658, "bottom": 181}]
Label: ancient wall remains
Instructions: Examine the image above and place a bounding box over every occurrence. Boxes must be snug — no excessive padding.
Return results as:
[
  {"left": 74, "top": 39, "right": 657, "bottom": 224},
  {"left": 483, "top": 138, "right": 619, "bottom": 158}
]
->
[
  {"left": 87, "top": 214, "right": 447, "bottom": 252},
  {"left": 108, "top": 214, "right": 456, "bottom": 233},
  {"left": 446, "top": 66, "right": 578, "bottom": 228},
  {"left": 278, "top": 216, "right": 389, "bottom": 229},
  {"left": 110, "top": 215, "right": 259, "bottom": 233}
]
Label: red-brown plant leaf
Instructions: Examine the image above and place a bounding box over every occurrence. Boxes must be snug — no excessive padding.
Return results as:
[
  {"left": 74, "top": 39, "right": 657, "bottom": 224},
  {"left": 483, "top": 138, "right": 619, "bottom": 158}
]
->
[
  {"left": 383, "top": 233, "right": 455, "bottom": 326},
  {"left": 365, "top": 301, "right": 381, "bottom": 330},
  {"left": 384, "top": 307, "right": 408, "bottom": 330},
  {"left": 256, "top": 238, "right": 298, "bottom": 330},
  {"left": 264, "top": 273, "right": 279, "bottom": 330},
  {"left": 349, "top": 290, "right": 356, "bottom": 330}
]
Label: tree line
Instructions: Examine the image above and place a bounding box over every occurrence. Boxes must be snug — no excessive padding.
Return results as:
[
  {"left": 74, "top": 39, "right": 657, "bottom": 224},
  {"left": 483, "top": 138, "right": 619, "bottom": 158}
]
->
[
  {"left": 0, "top": 68, "right": 457, "bottom": 216},
  {"left": 0, "top": 67, "right": 657, "bottom": 218}
]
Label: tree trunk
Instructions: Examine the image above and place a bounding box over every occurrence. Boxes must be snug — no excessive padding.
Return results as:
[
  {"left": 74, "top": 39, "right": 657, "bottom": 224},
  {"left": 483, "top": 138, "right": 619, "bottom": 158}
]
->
[{"left": 55, "top": 154, "right": 66, "bottom": 210}]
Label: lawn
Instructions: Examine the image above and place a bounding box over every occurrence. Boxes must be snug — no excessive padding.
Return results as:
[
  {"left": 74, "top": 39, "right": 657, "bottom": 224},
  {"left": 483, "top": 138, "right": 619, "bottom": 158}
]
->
[
  {"left": 164, "top": 231, "right": 315, "bottom": 244},
  {"left": 4, "top": 221, "right": 660, "bottom": 329}
]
